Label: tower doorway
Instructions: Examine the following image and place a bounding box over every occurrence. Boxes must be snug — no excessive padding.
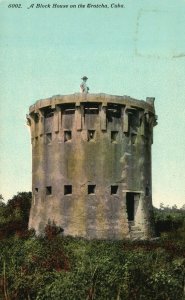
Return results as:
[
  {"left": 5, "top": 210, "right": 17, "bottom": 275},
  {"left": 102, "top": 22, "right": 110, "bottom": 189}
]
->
[{"left": 126, "top": 192, "right": 135, "bottom": 221}]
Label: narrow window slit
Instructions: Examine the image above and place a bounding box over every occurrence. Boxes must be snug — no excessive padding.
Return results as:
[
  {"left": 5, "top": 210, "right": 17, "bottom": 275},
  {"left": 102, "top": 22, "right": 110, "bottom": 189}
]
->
[
  {"left": 64, "top": 185, "right": 72, "bottom": 195},
  {"left": 88, "top": 130, "right": 95, "bottom": 141},
  {"left": 111, "top": 131, "right": 118, "bottom": 143},
  {"left": 46, "top": 186, "right": 52, "bottom": 195},
  {"left": 64, "top": 130, "right": 72, "bottom": 142},
  {"left": 34, "top": 113, "right": 39, "bottom": 123},
  {"left": 145, "top": 186, "right": 150, "bottom": 196},
  {"left": 111, "top": 185, "right": 118, "bottom": 195},
  {"left": 88, "top": 185, "right": 96, "bottom": 194}
]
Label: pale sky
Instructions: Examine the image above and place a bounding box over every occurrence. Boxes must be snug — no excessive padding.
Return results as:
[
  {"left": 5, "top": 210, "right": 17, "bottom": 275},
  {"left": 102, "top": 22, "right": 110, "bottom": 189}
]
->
[{"left": 0, "top": 0, "right": 185, "bottom": 207}]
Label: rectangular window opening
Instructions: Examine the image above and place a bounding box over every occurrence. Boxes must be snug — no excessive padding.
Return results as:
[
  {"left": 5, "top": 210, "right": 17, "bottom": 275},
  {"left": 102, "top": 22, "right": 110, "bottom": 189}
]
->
[
  {"left": 84, "top": 103, "right": 99, "bottom": 115},
  {"left": 35, "top": 188, "right": 38, "bottom": 193},
  {"left": 44, "top": 107, "right": 54, "bottom": 118},
  {"left": 46, "top": 186, "right": 52, "bottom": 196},
  {"left": 85, "top": 108, "right": 99, "bottom": 114},
  {"left": 64, "top": 185, "right": 72, "bottom": 195},
  {"left": 111, "top": 131, "right": 118, "bottom": 143},
  {"left": 111, "top": 185, "right": 118, "bottom": 195},
  {"left": 87, "top": 130, "right": 95, "bottom": 141},
  {"left": 63, "top": 104, "right": 75, "bottom": 115},
  {"left": 88, "top": 185, "right": 96, "bottom": 195},
  {"left": 64, "top": 130, "right": 72, "bottom": 142},
  {"left": 46, "top": 133, "right": 52, "bottom": 144},
  {"left": 63, "top": 109, "right": 75, "bottom": 115},
  {"left": 107, "top": 104, "right": 121, "bottom": 121}
]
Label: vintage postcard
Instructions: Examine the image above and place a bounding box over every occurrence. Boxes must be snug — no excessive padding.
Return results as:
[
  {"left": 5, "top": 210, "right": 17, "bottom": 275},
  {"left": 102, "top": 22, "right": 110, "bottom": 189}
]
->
[{"left": 0, "top": 0, "right": 185, "bottom": 299}]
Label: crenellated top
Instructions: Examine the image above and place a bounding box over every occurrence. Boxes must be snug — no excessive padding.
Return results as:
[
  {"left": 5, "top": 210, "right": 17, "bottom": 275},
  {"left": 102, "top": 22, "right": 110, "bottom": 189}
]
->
[
  {"left": 29, "top": 93, "right": 156, "bottom": 115},
  {"left": 27, "top": 93, "right": 157, "bottom": 145}
]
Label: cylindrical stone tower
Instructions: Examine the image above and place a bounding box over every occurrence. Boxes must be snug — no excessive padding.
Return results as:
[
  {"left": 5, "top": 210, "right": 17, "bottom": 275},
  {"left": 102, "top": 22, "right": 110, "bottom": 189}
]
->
[{"left": 27, "top": 93, "right": 157, "bottom": 239}]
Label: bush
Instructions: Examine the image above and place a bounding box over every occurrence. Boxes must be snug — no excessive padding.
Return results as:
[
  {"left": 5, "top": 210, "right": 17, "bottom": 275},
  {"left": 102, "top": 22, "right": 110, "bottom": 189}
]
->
[
  {"left": 0, "top": 192, "right": 31, "bottom": 238},
  {"left": 153, "top": 205, "right": 185, "bottom": 236},
  {"left": 0, "top": 236, "right": 185, "bottom": 300},
  {"left": 0, "top": 196, "right": 185, "bottom": 299}
]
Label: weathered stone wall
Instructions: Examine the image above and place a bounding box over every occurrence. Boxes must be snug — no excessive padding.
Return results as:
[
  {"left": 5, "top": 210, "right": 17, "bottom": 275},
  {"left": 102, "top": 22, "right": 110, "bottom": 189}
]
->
[{"left": 27, "top": 93, "right": 157, "bottom": 239}]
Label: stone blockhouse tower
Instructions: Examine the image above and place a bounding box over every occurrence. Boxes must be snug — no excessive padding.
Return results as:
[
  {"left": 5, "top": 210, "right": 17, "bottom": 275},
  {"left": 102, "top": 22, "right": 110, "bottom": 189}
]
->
[{"left": 27, "top": 93, "right": 157, "bottom": 239}]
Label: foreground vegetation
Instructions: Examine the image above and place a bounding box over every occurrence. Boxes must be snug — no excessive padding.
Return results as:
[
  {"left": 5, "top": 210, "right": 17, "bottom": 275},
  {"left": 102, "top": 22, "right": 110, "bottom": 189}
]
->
[{"left": 0, "top": 193, "right": 185, "bottom": 300}]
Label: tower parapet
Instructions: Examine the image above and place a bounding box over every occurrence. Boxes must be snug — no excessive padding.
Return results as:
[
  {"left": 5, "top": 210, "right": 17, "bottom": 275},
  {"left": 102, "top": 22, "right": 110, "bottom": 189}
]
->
[{"left": 27, "top": 93, "right": 157, "bottom": 239}]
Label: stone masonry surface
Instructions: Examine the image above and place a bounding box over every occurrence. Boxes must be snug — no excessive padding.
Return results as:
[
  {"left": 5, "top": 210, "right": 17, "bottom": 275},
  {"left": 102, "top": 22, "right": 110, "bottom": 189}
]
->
[{"left": 27, "top": 93, "right": 157, "bottom": 239}]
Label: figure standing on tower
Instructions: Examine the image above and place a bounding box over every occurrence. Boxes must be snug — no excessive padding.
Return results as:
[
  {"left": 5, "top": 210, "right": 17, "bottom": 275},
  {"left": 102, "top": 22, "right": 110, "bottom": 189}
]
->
[{"left": 80, "top": 76, "right": 89, "bottom": 93}]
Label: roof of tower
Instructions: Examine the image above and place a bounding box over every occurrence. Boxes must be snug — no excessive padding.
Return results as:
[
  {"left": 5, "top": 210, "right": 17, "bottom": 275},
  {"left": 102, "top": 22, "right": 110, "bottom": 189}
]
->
[{"left": 29, "top": 93, "right": 156, "bottom": 114}]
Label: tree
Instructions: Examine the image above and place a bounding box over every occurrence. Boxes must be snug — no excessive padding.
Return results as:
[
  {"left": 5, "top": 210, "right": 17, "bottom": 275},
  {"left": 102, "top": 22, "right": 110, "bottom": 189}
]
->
[
  {"left": 0, "top": 191, "right": 32, "bottom": 238},
  {"left": 181, "top": 204, "right": 185, "bottom": 211}
]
